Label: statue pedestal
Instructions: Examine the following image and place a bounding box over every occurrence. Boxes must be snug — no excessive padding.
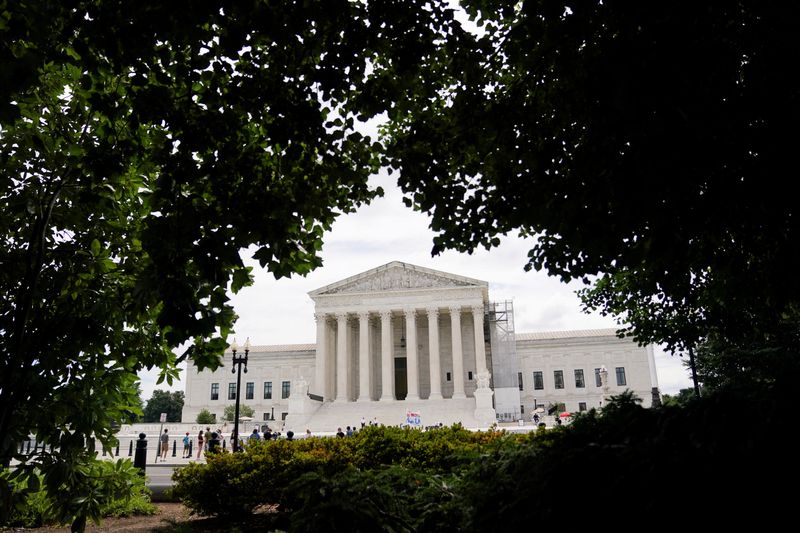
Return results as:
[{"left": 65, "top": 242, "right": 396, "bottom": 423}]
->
[
  {"left": 285, "top": 377, "right": 320, "bottom": 431},
  {"left": 473, "top": 387, "right": 496, "bottom": 426},
  {"left": 473, "top": 370, "right": 496, "bottom": 426}
]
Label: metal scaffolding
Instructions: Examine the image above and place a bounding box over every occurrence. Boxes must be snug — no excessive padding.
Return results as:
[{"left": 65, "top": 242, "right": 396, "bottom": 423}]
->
[{"left": 486, "top": 300, "right": 522, "bottom": 421}]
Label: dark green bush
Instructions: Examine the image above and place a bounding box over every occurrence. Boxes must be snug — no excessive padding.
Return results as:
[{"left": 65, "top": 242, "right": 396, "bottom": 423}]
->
[
  {"left": 171, "top": 425, "right": 520, "bottom": 519},
  {"left": 173, "top": 385, "right": 800, "bottom": 531},
  {"left": 1, "top": 459, "right": 155, "bottom": 528}
]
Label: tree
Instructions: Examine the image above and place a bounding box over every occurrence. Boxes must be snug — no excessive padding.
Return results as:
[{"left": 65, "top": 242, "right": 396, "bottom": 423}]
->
[
  {"left": 142, "top": 390, "right": 184, "bottom": 423},
  {"left": 385, "top": 2, "right": 800, "bottom": 357},
  {"left": 196, "top": 409, "right": 215, "bottom": 425},
  {"left": 660, "top": 389, "right": 697, "bottom": 409},
  {"left": 119, "top": 383, "right": 145, "bottom": 424},
  {"left": 223, "top": 405, "right": 255, "bottom": 422},
  {"left": 0, "top": 1, "right": 462, "bottom": 528}
]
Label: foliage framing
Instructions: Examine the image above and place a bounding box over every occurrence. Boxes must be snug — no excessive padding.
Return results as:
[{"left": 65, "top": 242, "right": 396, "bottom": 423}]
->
[
  {"left": 0, "top": 0, "right": 464, "bottom": 528},
  {"left": 385, "top": 1, "right": 800, "bottom": 355}
]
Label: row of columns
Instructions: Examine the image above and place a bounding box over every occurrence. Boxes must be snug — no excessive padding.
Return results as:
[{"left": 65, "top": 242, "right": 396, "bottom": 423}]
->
[{"left": 314, "top": 305, "right": 488, "bottom": 402}]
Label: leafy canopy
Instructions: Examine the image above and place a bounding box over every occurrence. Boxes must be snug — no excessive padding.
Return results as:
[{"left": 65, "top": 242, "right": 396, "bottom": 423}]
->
[
  {"left": 141, "top": 390, "right": 184, "bottom": 423},
  {"left": 384, "top": 1, "right": 800, "bottom": 355},
  {"left": 0, "top": 0, "right": 464, "bottom": 528},
  {"left": 223, "top": 404, "right": 255, "bottom": 422}
]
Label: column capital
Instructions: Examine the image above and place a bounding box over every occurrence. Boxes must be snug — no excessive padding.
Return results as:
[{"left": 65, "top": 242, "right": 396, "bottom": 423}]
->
[
  {"left": 471, "top": 304, "right": 484, "bottom": 315},
  {"left": 335, "top": 311, "right": 349, "bottom": 321},
  {"left": 379, "top": 309, "right": 393, "bottom": 320},
  {"left": 403, "top": 307, "right": 417, "bottom": 317},
  {"left": 425, "top": 306, "right": 439, "bottom": 318},
  {"left": 314, "top": 312, "right": 328, "bottom": 323},
  {"left": 448, "top": 305, "right": 462, "bottom": 315},
  {"left": 357, "top": 310, "right": 371, "bottom": 321}
]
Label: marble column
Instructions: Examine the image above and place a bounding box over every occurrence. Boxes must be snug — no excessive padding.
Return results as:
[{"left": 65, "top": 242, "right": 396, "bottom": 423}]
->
[
  {"left": 472, "top": 305, "right": 488, "bottom": 374},
  {"left": 314, "top": 312, "right": 328, "bottom": 400},
  {"left": 427, "top": 307, "right": 442, "bottom": 400},
  {"left": 450, "top": 306, "right": 466, "bottom": 399},
  {"left": 335, "top": 312, "right": 349, "bottom": 402},
  {"left": 404, "top": 308, "right": 419, "bottom": 400},
  {"left": 380, "top": 310, "right": 394, "bottom": 401},
  {"left": 357, "top": 311, "right": 371, "bottom": 401}
]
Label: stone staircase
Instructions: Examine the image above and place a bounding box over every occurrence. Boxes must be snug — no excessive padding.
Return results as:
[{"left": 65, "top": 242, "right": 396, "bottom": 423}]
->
[{"left": 285, "top": 397, "right": 483, "bottom": 434}]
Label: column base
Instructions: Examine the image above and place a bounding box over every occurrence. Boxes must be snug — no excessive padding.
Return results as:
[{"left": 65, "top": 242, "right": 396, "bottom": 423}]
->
[
  {"left": 405, "top": 395, "right": 420, "bottom": 401},
  {"left": 356, "top": 397, "right": 372, "bottom": 403},
  {"left": 451, "top": 392, "right": 467, "bottom": 399},
  {"left": 427, "top": 392, "right": 443, "bottom": 400},
  {"left": 379, "top": 396, "right": 395, "bottom": 402}
]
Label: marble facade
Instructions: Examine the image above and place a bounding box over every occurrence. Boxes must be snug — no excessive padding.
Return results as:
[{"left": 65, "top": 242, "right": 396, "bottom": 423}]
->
[{"left": 181, "top": 262, "right": 660, "bottom": 432}]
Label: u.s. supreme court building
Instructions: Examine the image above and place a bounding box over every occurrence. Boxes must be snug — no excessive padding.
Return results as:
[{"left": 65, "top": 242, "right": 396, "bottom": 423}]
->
[{"left": 182, "top": 261, "right": 660, "bottom": 432}]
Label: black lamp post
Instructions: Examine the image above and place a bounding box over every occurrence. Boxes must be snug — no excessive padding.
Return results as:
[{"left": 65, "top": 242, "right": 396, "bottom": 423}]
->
[{"left": 231, "top": 337, "right": 249, "bottom": 452}]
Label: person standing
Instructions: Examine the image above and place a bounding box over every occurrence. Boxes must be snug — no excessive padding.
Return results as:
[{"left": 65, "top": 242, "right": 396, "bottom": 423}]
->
[
  {"left": 361, "top": 416, "right": 366, "bottom": 429},
  {"left": 206, "top": 432, "right": 221, "bottom": 455},
  {"left": 182, "top": 432, "right": 191, "bottom": 458},
  {"left": 204, "top": 427, "right": 212, "bottom": 451},
  {"left": 196, "top": 430, "right": 204, "bottom": 459},
  {"left": 159, "top": 429, "right": 170, "bottom": 462}
]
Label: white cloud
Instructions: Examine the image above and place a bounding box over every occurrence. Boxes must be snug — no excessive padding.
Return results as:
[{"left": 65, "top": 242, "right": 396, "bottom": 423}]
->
[{"left": 138, "top": 172, "right": 693, "bottom": 400}]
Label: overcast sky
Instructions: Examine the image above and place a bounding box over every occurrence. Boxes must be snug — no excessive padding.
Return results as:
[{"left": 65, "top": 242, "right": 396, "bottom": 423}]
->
[{"left": 138, "top": 168, "right": 694, "bottom": 401}]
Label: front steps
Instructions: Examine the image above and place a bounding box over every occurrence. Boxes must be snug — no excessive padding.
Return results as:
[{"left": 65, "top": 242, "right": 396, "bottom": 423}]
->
[{"left": 285, "top": 397, "right": 483, "bottom": 434}]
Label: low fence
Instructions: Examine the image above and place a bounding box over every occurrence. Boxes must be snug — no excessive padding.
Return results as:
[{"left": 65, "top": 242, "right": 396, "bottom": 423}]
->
[{"left": 16, "top": 434, "right": 236, "bottom": 464}]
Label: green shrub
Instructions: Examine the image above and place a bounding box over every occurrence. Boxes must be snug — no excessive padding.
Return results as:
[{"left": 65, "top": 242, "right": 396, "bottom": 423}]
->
[
  {"left": 1, "top": 459, "right": 155, "bottom": 528},
  {"left": 196, "top": 408, "right": 215, "bottom": 424},
  {"left": 286, "top": 465, "right": 463, "bottom": 533},
  {"left": 171, "top": 425, "right": 518, "bottom": 518}
]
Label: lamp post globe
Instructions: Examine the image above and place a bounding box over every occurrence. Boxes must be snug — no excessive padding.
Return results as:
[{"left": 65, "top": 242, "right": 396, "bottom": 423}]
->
[{"left": 231, "top": 338, "right": 250, "bottom": 452}]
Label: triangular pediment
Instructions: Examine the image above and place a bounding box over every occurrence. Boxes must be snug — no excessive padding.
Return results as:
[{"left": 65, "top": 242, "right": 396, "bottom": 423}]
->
[{"left": 309, "top": 261, "right": 487, "bottom": 296}]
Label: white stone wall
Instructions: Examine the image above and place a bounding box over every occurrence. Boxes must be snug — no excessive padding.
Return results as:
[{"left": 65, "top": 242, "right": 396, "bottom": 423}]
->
[
  {"left": 181, "top": 263, "right": 660, "bottom": 429},
  {"left": 181, "top": 346, "right": 315, "bottom": 425},
  {"left": 515, "top": 330, "right": 656, "bottom": 415}
]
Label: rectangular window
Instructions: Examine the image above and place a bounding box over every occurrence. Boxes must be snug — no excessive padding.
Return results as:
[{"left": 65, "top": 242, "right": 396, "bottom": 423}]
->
[
  {"left": 533, "top": 371, "right": 544, "bottom": 390},
  {"left": 579, "top": 402, "right": 587, "bottom": 412},
  {"left": 228, "top": 382, "right": 237, "bottom": 400},
  {"left": 245, "top": 382, "right": 254, "bottom": 400},
  {"left": 574, "top": 369, "right": 585, "bottom": 388},
  {"left": 554, "top": 370, "right": 564, "bottom": 389},
  {"left": 264, "top": 381, "right": 272, "bottom": 400},
  {"left": 616, "top": 367, "right": 627, "bottom": 386},
  {"left": 210, "top": 383, "right": 219, "bottom": 401},
  {"left": 446, "top": 372, "right": 452, "bottom": 382},
  {"left": 468, "top": 371, "right": 473, "bottom": 381},
  {"left": 518, "top": 372, "right": 524, "bottom": 391},
  {"left": 263, "top": 413, "right": 270, "bottom": 421},
  {"left": 520, "top": 405, "right": 525, "bottom": 414},
  {"left": 281, "top": 380, "right": 291, "bottom": 399},
  {"left": 595, "top": 368, "right": 602, "bottom": 387}
]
